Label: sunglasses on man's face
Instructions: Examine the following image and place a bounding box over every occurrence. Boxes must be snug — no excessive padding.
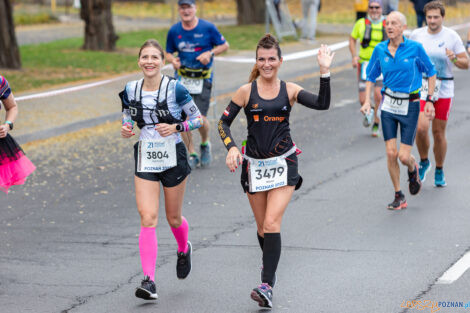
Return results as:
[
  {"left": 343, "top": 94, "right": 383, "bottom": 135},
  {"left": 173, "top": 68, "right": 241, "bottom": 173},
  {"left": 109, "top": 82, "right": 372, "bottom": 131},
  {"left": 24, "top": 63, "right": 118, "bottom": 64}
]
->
[{"left": 369, "top": 6, "right": 381, "bottom": 9}]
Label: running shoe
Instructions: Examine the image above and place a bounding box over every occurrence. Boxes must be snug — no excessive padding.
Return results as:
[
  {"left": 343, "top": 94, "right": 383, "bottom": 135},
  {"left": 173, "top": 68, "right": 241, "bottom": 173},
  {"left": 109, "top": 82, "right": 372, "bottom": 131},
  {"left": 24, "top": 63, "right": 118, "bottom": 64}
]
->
[
  {"left": 200, "top": 142, "right": 212, "bottom": 167},
  {"left": 135, "top": 276, "right": 158, "bottom": 300},
  {"left": 371, "top": 123, "right": 379, "bottom": 137},
  {"left": 387, "top": 193, "right": 407, "bottom": 210},
  {"left": 250, "top": 283, "right": 273, "bottom": 308},
  {"left": 408, "top": 163, "right": 422, "bottom": 195},
  {"left": 418, "top": 160, "right": 431, "bottom": 182},
  {"left": 260, "top": 267, "right": 277, "bottom": 288},
  {"left": 188, "top": 154, "right": 199, "bottom": 170},
  {"left": 176, "top": 241, "right": 192, "bottom": 279},
  {"left": 363, "top": 108, "right": 374, "bottom": 127},
  {"left": 434, "top": 168, "right": 447, "bottom": 187}
]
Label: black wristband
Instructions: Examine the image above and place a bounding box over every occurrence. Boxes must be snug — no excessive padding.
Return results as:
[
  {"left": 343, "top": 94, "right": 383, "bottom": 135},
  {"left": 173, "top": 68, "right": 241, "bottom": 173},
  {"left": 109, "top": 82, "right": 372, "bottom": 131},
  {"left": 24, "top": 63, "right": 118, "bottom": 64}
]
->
[{"left": 426, "top": 95, "right": 434, "bottom": 104}]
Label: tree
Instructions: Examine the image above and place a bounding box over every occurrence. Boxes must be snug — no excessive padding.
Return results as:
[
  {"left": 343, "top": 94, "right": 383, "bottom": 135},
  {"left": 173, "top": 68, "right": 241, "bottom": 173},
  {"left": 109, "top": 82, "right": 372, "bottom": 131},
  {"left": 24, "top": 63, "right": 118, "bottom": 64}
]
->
[
  {"left": 0, "top": 0, "right": 21, "bottom": 69},
  {"left": 80, "top": 0, "right": 118, "bottom": 51},
  {"left": 236, "top": 0, "right": 266, "bottom": 25}
]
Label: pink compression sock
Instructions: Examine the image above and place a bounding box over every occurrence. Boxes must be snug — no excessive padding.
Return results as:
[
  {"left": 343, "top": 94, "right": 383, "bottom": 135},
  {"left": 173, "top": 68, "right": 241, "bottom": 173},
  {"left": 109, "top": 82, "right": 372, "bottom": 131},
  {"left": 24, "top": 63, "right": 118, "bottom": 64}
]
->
[
  {"left": 139, "top": 227, "right": 158, "bottom": 281},
  {"left": 171, "top": 217, "right": 189, "bottom": 253}
]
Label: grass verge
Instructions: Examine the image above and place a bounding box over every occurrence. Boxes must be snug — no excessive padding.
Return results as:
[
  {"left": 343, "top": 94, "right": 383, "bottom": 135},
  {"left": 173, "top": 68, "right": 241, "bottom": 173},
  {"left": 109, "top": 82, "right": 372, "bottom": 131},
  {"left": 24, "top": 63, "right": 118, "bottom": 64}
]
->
[{"left": 3, "top": 24, "right": 296, "bottom": 93}]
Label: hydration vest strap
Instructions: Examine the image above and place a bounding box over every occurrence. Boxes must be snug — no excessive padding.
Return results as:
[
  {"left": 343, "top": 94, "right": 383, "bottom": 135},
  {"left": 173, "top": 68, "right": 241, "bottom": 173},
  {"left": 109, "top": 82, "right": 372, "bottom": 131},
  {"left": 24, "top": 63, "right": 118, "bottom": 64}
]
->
[
  {"left": 134, "top": 78, "right": 144, "bottom": 103},
  {"left": 361, "top": 18, "right": 387, "bottom": 49}
]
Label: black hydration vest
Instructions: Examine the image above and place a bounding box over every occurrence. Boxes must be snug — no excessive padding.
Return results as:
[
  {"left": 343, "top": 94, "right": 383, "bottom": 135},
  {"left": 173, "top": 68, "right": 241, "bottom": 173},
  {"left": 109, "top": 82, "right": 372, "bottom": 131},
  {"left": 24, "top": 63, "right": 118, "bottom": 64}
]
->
[
  {"left": 124, "top": 76, "right": 181, "bottom": 129},
  {"left": 361, "top": 18, "right": 387, "bottom": 49}
]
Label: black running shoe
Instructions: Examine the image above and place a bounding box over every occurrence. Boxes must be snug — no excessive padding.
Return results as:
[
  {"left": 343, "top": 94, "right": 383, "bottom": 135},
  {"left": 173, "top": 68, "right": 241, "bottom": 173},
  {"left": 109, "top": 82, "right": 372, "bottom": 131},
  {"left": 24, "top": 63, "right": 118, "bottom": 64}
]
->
[
  {"left": 260, "top": 267, "right": 277, "bottom": 288},
  {"left": 135, "top": 276, "right": 158, "bottom": 300},
  {"left": 177, "top": 241, "right": 192, "bottom": 279},
  {"left": 387, "top": 193, "right": 407, "bottom": 210},
  {"left": 251, "top": 283, "right": 273, "bottom": 308},
  {"left": 408, "top": 162, "right": 422, "bottom": 195}
]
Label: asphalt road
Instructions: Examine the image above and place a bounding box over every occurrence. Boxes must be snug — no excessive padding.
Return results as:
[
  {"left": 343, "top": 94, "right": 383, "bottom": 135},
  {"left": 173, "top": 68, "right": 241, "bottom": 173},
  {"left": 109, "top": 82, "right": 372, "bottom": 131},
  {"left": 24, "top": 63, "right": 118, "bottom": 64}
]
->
[{"left": 1, "top": 35, "right": 470, "bottom": 313}]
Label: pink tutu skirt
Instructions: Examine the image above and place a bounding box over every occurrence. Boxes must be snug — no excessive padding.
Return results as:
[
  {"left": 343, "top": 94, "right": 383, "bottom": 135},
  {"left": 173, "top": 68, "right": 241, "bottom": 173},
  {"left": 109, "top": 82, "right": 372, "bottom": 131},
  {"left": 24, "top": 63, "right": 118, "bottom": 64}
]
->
[{"left": 0, "top": 134, "right": 36, "bottom": 193}]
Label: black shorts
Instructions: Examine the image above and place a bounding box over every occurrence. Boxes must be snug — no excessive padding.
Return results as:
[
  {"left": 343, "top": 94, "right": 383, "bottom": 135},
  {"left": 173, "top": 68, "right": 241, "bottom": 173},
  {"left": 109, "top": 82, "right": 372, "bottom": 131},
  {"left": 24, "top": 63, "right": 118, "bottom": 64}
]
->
[
  {"left": 134, "top": 141, "right": 191, "bottom": 187},
  {"left": 190, "top": 80, "right": 212, "bottom": 117},
  {"left": 240, "top": 152, "right": 303, "bottom": 194}
]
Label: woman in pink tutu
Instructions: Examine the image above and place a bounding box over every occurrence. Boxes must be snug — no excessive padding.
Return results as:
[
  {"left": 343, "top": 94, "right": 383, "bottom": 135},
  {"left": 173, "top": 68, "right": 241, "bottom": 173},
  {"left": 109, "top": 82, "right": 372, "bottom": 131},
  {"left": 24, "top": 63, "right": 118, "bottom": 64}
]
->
[{"left": 0, "top": 75, "right": 36, "bottom": 193}]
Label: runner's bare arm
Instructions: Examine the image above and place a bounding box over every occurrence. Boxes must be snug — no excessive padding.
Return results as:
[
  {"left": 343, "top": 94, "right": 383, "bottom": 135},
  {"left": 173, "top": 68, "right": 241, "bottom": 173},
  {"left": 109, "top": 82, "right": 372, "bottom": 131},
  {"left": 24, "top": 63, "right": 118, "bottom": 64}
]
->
[
  {"left": 196, "top": 42, "right": 229, "bottom": 65},
  {"left": 165, "top": 52, "right": 181, "bottom": 70},
  {"left": 360, "top": 81, "right": 373, "bottom": 115},
  {"left": 349, "top": 36, "right": 359, "bottom": 68}
]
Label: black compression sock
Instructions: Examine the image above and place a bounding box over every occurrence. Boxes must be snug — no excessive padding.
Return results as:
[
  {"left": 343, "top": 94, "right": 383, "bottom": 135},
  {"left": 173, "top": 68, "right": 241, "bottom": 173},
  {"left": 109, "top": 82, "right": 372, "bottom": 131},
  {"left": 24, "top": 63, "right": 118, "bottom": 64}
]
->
[
  {"left": 436, "top": 166, "right": 443, "bottom": 170},
  {"left": 257, "top": 232, "right": 264, "bottom": 251},
  {"left": 395, "top": 190, "right": 404, "bottom": 198},
  {"left": 421, "top": 158, "right": 429, "bottom": 163},
  {"left": 262, "top": 233, "right": 281, "bottom": 287}
]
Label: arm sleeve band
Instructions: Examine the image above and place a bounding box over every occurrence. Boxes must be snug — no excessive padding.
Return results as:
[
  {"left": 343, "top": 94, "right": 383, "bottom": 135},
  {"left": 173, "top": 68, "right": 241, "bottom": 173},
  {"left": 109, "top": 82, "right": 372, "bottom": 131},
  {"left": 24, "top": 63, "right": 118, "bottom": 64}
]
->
[
  {"left": 297, "top": 77, "right": 330, "bottom": 110},
  {"left": 181, "top": 99, "right": 203, "bottom": 132},
  {"left": 218, "top": 101, "right": 242, "bottom": 151},
  {"left": 0, "top": 76, "right": 11, "bottom": 100}
]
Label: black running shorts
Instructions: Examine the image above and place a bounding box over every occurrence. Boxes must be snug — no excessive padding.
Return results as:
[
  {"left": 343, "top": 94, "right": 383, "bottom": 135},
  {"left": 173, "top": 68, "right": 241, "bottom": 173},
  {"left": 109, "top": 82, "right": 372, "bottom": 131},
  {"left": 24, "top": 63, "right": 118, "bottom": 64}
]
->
[
  {"left": 134, "top": 141, "right": 191, "bottom": 187},
  {"left": 240, "top": 152, "right": 303, "bottom": 194}
]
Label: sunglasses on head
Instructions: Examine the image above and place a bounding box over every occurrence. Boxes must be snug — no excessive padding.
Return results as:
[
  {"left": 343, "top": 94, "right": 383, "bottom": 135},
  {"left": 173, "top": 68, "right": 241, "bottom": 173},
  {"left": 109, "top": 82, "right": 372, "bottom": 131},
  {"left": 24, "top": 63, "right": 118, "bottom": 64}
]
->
[{"left": 369, "top": 6, "right": 381, "bottom": 9}]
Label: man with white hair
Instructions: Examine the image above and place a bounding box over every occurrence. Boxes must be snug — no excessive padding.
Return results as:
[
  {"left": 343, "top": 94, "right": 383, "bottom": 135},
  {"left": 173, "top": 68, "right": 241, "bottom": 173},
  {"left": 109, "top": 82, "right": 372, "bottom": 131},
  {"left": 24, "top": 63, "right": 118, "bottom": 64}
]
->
[
  {"left": 411, "top": 1, "right": 469, "bottom": 187},
  {"left": 361, "top": 11, "right": 437, "bottom": 210}
]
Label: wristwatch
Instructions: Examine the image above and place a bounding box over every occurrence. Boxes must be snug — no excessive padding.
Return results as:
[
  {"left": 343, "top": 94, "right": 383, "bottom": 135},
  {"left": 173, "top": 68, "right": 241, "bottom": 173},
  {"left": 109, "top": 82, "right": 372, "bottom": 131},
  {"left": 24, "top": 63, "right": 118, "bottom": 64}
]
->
[
  {"left": 426, "top": 95, "right": 435, "bottom": 104},
  {"left": 5, "top": 121, "right": 13, "bottom": 130},
  {"left": 175, "top": 123, "right": 183, "bottom": 132},
  {"left": 210, "top": 51, "right": 215, "bottom": 57}
]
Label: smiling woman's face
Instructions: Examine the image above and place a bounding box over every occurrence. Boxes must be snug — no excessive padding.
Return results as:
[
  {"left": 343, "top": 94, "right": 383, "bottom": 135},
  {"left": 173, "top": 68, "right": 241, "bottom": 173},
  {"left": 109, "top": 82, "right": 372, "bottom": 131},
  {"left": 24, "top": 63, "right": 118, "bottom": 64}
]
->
[
  {"left": 138, "top": 46, "right": 164, "bottom": 78},
  {"left": 256, "top": 47, "right": 283, "bottom": 80}
]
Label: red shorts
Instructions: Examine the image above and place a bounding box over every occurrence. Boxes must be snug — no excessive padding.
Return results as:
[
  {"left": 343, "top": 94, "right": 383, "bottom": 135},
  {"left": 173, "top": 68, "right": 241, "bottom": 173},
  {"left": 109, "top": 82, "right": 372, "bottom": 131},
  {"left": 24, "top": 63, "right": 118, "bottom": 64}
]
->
[{"left": 420, "top": 98, "right": 453, "bottom": 121}]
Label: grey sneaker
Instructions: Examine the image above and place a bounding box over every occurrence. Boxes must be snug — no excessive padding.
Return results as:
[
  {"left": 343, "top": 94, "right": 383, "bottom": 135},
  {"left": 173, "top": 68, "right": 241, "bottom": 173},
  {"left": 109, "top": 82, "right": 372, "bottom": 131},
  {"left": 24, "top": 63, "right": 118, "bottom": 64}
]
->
[
  {"left": 200, "top": 143, "right": 211, "bottom": 167},
  {"left": 250, "top": 283, "right": 273, "bottom": 308},
  {"left": 135, "top": 276, "right": 158, "bottom": 300},
  {"left": 188, "top": 154, "right": 199, "bottom": 170}
]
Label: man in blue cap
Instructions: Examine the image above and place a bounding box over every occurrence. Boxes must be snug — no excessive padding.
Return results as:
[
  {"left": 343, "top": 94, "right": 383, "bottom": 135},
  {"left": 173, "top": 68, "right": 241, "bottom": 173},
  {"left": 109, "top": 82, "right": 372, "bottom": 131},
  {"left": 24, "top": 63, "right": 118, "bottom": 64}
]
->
[{"left": 166, "top": 0, "right": 229, "bottom": 169}]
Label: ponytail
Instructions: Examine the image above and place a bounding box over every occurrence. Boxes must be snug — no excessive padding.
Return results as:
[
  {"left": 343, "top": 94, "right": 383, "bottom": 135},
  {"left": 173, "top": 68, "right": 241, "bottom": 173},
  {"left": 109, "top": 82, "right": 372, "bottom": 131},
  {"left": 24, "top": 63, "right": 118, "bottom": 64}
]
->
[
  {"left": 249, "top": 64, "right": 260, "bottom": 83},
  {"left": 248, "top": 33, "right": 282, "bottom": 83}
]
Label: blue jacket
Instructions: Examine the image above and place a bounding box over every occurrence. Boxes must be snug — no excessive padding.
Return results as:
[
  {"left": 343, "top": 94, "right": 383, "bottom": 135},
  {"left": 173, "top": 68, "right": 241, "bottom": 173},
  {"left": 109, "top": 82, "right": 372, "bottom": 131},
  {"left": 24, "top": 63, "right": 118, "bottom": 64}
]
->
[{"left": 366, "top": 36, "right": 436, "bottom": 94}]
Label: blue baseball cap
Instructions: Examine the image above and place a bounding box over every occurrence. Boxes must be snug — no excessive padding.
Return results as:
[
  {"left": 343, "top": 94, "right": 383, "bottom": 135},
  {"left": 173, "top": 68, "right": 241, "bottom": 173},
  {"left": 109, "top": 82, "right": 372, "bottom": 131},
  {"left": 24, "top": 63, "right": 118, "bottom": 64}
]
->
[{"left": 178, "top": 0, "right": 195, "bottom": 5}]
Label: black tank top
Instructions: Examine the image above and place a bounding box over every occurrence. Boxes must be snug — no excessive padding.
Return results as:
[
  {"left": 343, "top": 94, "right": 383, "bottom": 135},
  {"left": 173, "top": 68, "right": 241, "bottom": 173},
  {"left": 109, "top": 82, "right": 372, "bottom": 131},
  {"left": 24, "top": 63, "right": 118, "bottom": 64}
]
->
[{"left": 244, "top": 80, "right": 293, "bottom": 159}]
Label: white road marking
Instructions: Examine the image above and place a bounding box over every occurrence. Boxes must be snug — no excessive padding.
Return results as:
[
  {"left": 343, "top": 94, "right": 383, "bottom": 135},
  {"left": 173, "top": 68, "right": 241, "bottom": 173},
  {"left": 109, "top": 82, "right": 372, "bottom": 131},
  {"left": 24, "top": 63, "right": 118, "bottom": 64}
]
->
[
  {"left": 335, "top": 99, "right": 356, "bottom": 108},
  {"left": 437, "top": 251, "right": 470, "bottom": 284},
  {"left": 15, "top": 64, "right": 172, "bottom": 102},
  {"left": 13, "top": 22, "right": 470, "bottom": 102}
]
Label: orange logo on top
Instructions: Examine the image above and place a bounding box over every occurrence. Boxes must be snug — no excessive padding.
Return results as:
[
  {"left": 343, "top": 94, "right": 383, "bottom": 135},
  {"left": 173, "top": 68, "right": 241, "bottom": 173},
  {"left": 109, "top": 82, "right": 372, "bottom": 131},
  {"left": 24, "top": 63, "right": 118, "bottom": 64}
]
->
[
  {"left": 252, "top": 103, "right": 259, "bottom": 109},
  {"left": 253, "top": 115, "right": 259, "bottom": 122}
]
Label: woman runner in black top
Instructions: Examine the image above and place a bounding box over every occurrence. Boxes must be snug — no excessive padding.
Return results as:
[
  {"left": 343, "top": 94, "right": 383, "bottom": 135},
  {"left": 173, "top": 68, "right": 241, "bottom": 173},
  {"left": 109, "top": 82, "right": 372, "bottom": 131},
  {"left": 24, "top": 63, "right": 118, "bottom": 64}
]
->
[{"left": 218, "top": 34, "right": 333, "bottom": 308}]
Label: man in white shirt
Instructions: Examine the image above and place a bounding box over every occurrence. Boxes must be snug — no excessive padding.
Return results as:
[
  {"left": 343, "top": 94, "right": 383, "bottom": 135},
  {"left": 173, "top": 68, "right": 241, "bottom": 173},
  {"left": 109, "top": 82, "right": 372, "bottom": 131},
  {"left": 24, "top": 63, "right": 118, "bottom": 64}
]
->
[{"left": 410, "top": 1, "right": 469, "bottom": 187}]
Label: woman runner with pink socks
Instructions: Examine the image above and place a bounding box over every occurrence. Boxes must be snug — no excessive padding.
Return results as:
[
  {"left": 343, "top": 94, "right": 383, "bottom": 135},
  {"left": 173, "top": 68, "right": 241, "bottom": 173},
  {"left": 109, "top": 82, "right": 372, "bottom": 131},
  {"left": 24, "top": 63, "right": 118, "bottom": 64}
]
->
[{"left": 119, "top": 39, "right": 203, "bottom": 300}]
